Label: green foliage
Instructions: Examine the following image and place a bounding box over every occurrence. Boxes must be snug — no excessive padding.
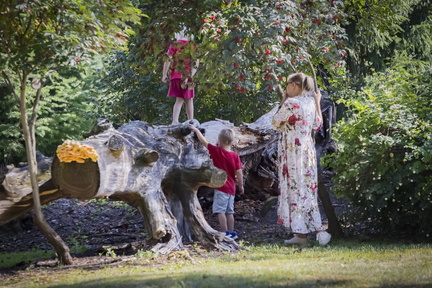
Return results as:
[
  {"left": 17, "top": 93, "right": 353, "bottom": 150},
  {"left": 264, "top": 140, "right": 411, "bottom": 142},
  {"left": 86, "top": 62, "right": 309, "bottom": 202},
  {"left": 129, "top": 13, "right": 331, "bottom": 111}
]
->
[
  {"left": 0, "top": 249, "right": 55, "bottom": 268},
  {"left": 0, "top": 0, "right": 142, "bottom": 164},
  {"left": 35, "top": 69, "right": 96, "bottom": 156},
  {"left": 0, "top": 65, "right": 103, "bottom": 163},
  {"left": 196, "top": 0, "right": 347, "bottom": 92},
  {"left": 403, "top": 1, "right": 432, "bottom": 62},
  {"left": 101, "top": 0, "right": 348, "bottom": 125},
  {"left": 99, "top": 247, "right": 117, "bottom": 258},
  {"left": 326, "top": 56, "right": 432, "bottom": 238},
  {"left": 196, "top": 85, "right": 275, "bottom": 124},
  {"left": 0, "top": 0, "right": 141, "bottom": 74},
  {"left": 0, "top": 82, "right": 25, "bottom": 163},
  {"left": 136, "top": 249, "right": 157, "bottom": 259},
  {"left": 86, "top": 52, "right": 174, "bottom": 126},
  {"left": 343, "top": 0, "right": 432, "bottom": 86}
]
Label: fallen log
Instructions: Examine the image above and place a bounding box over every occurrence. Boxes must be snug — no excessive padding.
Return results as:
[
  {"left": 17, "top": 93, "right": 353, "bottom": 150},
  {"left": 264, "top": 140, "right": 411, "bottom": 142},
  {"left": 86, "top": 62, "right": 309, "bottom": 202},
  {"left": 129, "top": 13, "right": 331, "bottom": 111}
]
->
[{"left": 0, "top": 102, "right": 342, "bottom": 253}]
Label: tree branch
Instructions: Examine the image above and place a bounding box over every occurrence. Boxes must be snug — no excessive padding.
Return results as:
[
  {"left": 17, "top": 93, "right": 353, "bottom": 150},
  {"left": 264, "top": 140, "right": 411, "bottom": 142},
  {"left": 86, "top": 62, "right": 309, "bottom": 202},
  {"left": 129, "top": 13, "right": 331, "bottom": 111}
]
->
[
  {"left": 23, "top": 14, "right": 33, "bottom": 38},
  {"left": 307, "top": 57, "right": 318, "bottom": 92},
  {"left": 30, "top": 84, "right": 43, "bottom": 128},
  {"left": 288, "top": 61, "right": 297, "bottom": 73},
  {"left": 1, "top": 70, "right": 20, "bottom": 102}
]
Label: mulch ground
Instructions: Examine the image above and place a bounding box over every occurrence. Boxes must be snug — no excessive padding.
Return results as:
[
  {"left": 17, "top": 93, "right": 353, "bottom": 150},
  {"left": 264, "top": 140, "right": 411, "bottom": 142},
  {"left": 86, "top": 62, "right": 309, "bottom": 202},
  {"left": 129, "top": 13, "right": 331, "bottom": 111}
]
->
[{"left": 0, "top": 197, "right": 294, "bottom": 274}]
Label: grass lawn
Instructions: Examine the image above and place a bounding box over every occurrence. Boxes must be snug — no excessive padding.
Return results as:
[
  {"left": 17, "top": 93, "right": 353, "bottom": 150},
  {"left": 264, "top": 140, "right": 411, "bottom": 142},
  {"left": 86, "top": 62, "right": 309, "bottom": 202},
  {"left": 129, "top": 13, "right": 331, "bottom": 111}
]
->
[{"left": 1, "top": 240, "right": 431, "bottom": 287}]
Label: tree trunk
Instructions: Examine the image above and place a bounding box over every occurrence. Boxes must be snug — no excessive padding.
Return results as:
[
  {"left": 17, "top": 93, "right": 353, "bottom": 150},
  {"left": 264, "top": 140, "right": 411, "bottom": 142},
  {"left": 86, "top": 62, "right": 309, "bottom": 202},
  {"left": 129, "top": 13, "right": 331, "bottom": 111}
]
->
[
  {"left": 18, "top": 74, "right": 72, "bottom": 265},
  {"left": 314, "top": 95, "right": 344, "bottom": 238}
]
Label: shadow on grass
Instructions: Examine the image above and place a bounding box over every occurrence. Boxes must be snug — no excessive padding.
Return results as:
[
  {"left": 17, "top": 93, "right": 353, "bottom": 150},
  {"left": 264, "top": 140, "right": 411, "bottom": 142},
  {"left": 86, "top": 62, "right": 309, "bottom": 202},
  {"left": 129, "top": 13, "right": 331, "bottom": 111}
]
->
[
  {"left": 248, "top": 239, "right": 432, "bottom": 251},
  {"left": 50, "top": 274, "right": 354, "bottom": 288}
]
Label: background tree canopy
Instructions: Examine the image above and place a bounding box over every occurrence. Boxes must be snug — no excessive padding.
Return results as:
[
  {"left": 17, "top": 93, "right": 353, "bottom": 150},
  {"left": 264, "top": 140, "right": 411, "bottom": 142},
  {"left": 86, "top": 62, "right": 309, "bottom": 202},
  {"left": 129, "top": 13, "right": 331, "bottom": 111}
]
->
[
  {"left": 0, "top": 0, "right": 141, "bottom": 163},
  {"left": 328, "top": 0, "right": 432, "bottom": 238},
  {"left": 95, "top": 0, "right": 347, "bottom": 125}
]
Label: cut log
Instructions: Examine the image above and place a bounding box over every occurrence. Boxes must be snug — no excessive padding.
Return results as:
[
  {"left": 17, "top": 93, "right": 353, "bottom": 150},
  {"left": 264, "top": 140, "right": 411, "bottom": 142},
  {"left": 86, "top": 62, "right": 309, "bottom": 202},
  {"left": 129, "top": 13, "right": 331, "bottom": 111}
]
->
[
  {"left": 0, "top": 119, "right": 242, "bottom": 253},
  {"left": 0, "top": 152, "right": 61, "bottom": 225}
]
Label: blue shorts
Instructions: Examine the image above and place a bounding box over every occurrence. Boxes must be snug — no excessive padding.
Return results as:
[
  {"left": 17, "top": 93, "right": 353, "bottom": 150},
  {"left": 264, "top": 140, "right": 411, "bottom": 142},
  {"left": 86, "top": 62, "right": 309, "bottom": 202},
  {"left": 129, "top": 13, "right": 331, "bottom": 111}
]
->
[{"left": 213, "top": 189, "right": 235, "bottom": 214}]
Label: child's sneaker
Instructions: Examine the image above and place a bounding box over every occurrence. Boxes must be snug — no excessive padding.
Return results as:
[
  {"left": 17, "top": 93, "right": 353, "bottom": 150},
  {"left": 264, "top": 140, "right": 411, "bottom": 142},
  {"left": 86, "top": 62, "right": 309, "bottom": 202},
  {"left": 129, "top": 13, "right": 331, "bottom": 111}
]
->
[
  {"left": 316, "top": 231, "right": 331, "bottom": 245},
  {"left": 230, "top": 231, "right": 238, "bottom": 240},
  {"left": 225, "top": 231, "right": 231, "bottom": 237}
]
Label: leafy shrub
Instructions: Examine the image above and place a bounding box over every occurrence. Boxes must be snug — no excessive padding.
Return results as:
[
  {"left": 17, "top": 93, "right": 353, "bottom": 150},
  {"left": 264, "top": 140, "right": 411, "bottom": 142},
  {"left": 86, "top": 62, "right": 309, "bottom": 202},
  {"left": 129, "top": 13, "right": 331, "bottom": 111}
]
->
[
  {"left": 326, "top": 57, "right": 432, "bottom": 239},
  {"left": 0, "top": 69, "right": 94, "bottom": 164},
  {"left": 36, "top": 70, "right": 95, "bottom": 157},
  {"left": 0, "top": 83, "right": 25, "bottom": 163}
]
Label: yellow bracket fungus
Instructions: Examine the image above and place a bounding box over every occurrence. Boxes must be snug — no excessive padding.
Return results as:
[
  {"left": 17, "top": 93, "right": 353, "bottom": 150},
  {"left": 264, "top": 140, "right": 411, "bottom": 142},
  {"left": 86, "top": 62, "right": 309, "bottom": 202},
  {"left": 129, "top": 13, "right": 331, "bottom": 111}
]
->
[{"left": 56, "top": 140, "right": 99, "bottom": 163}]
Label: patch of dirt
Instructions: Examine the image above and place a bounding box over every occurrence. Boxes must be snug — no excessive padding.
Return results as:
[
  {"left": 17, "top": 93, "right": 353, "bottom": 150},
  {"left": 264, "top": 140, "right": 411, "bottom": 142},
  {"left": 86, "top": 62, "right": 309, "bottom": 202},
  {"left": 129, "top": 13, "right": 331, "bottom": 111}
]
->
[
  {"left": 0, "top": 199, "right": 147, "bottom": 254},
  {"left": 0, "top": 196, "right": 339, "bottom": 275}
]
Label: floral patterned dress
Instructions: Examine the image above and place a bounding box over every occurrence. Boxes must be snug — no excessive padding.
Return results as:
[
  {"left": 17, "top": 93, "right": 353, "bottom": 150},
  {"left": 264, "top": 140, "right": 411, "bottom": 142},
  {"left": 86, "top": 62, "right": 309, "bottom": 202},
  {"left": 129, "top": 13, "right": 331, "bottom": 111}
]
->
[{"left": 272, "top": 95, "right": 323, "bottom": 234}]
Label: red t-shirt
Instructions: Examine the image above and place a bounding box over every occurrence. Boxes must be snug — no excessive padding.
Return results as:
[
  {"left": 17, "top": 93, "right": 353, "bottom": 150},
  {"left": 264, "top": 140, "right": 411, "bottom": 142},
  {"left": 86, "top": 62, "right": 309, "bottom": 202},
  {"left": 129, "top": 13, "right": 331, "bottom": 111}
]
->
[
  {"left": 166, "top": 40, "right": 191, "bottom": 80},
  {"left": 207, "top": 143, "right": 242, "bottom": 195}
]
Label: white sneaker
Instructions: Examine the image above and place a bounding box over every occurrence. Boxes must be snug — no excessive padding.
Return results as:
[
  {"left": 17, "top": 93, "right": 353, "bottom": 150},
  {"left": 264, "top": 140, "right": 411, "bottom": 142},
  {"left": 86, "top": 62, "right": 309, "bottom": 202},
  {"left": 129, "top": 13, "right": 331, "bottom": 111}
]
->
[
  {"left": 317, "top": 231, "right": 331, "bottom": 245},
  {"left": 284, "top": 235, "right": 308, "bottom": 245}
]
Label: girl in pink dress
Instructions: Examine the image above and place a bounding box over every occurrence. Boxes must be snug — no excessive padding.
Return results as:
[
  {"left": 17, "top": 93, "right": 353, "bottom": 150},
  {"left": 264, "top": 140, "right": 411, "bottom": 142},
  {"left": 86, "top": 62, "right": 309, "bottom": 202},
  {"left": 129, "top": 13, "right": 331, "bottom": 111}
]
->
[
  {"left": 272, "top": 72, "right": 331, "bottom": 246},
  {"left": 162, "top": 31, "right": 199, "bottom": 125}
]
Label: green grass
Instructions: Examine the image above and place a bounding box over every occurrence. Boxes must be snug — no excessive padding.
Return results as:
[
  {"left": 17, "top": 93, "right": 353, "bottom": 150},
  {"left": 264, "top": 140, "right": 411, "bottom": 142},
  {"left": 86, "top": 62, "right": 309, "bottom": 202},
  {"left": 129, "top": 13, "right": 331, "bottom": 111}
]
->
[
  {"left": 0, "top": 249, "right": 56, "bottom": 268},
  {"left": 1, "top": 240, "right": 432, "bottom": 287}
]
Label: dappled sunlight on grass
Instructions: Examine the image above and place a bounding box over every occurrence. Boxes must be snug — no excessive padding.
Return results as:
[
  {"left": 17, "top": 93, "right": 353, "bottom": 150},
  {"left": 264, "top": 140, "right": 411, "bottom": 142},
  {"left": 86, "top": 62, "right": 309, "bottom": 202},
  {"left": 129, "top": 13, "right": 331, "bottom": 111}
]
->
[{"left": 1, "top": 241, "right": 431, "bottom": 287}]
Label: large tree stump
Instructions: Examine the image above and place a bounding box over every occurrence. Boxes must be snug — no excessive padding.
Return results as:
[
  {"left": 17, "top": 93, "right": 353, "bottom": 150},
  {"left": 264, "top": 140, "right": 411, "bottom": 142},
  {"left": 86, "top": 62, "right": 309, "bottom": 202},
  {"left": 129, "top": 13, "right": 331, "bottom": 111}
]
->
[{"left": 1, "top": 119, "right": 243, "bottom": 253}]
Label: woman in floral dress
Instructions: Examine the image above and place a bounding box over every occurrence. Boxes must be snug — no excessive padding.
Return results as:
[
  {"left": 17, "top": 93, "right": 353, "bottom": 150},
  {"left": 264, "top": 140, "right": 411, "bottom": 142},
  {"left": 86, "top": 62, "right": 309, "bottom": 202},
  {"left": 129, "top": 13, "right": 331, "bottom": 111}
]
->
[{"left": 272, "top": 72, "right": 331, "bottom": 245}]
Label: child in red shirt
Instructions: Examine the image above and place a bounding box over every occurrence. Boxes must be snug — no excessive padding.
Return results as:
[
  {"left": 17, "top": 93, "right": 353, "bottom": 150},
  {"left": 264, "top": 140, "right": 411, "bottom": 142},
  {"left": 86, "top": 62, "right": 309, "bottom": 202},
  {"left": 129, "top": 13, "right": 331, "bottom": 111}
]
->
[{"left": 189, "top": 124, "right": 244, "bottom": 239}]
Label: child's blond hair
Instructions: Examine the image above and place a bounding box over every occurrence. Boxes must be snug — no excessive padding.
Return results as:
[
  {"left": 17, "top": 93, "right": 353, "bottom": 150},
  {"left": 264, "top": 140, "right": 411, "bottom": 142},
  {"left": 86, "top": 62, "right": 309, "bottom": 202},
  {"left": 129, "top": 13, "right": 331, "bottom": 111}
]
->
[{"left": 218, "top": 129, "right": 235, "bottom": 146}]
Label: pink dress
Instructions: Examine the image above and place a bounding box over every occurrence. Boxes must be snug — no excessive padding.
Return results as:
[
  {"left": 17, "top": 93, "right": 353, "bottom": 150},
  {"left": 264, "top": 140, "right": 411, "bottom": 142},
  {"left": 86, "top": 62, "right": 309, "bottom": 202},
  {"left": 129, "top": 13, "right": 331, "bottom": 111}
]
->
[
  {"left": 166, "top": 40, "right": 194, "bottom": 99},
  {"left": 271, "top": 95, "right": 324, "bottom": 234},
  {"left": 166, "top": 40, "right": 192, "bottom": 80}
]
